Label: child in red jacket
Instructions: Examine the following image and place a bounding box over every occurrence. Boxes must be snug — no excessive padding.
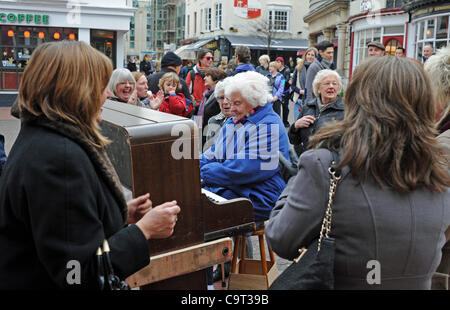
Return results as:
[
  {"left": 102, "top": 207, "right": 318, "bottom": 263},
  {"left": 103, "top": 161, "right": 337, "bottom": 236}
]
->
[{"left": 156, "top": 72, "right": 193, "bottom": 118}]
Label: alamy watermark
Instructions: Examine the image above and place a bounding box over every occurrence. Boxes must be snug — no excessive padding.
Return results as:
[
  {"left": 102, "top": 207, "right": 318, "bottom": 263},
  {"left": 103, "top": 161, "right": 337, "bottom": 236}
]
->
[
  {"left": 170, "top": 122, "right": 281, "bottom": 171},
  {"left": 366, "top": 260, "right": 381, "bottom": 285}
]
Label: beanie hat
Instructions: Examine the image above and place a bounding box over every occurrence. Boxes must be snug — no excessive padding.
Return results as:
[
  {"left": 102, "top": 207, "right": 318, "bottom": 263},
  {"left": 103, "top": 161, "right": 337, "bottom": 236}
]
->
[
  {"left": 275, "top": 57, "right": 284, "bottom": 63},
  {"left": 161, "top": 51, "right": 182, "bottom": 67}
]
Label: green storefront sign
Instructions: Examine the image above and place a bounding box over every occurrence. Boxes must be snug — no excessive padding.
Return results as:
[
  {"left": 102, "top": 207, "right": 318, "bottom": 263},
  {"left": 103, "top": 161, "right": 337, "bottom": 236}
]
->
[{"left": 0, "top": 13, "right": 49, "bottom": 24}]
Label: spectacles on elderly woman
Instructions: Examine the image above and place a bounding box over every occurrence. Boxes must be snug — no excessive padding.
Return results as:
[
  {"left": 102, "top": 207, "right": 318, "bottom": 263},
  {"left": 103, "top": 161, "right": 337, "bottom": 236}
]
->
[
  {"left": 217, "top": 96, "right": 225, "bottom": 101},
  {"left": 321, "top": 81, "right": 339, "bottom": 87}
]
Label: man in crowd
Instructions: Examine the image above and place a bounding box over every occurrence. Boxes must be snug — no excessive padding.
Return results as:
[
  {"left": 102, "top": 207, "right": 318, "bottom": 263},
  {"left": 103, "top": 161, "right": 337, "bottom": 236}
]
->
[
  {"left": 423, "top": 44, "right": 434, "bottom": 63},
  {"left": 395, "top": 46, "right": 406, "bottom": 57},
  {"left": 367, "top": 41, "right": 386, "bottom": 57},
  {"left": 232, "top": 45, "right": 255, "bottom": 75},
  {"left": 305, "top": 40, "right": 335, "bottom": 102}
]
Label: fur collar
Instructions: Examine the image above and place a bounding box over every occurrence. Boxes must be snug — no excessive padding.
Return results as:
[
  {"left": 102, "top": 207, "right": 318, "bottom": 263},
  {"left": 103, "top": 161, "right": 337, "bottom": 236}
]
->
[{"left": 20, "top": 110, "right": 129, "bottom": 223}]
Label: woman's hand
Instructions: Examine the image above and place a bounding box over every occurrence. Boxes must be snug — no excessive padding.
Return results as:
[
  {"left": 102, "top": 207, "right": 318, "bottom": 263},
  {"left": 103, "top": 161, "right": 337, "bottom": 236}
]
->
[
  {"left": 127, "top": 89, "right": 138, "bottom": 106},
  {"left": 135, "top": 201, "right": 181, "bottom": 239},
  {"left": 273, "top": 96, "right": 278, "bottom": 102},
  {"left": 300, "top": 89, "right": 305, "bottom": 95},
  {"left": 294, "top": 115, "right": 315, "bottom": 129},
  {"left": 149, "top": 90, "right": 163, "bottom": 110},
  {"left": 127, "top": 193, "right": 152, "bottom": 224}
]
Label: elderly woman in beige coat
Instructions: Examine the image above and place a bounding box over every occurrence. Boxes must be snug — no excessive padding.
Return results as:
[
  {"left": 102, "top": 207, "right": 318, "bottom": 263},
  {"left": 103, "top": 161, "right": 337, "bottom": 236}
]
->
[
  {"left": 266, "top": 56, "right": 450, "bottom": 289},
  {"left": 425, "top": 45, "right": 450, "bottom": 289}
]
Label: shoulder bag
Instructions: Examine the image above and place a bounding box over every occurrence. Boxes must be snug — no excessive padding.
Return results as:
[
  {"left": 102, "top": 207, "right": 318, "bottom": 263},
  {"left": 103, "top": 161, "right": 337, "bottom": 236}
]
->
[
  {"left": 269, "top": 150, "right": 341, "bottom": 290},
  {"left": 96, "top": 239, "right": 131, "bottom": 290}
]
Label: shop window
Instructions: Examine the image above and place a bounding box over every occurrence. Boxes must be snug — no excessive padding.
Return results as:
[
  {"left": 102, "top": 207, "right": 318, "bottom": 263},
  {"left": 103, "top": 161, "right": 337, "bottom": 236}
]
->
[
  {"left": 413, "top": 16, "right": 450, "bottom": 61},
  {"left": 436, "top": 16, "right": 449, "bottom": 40},
  {"left": 385, "top": 39, "right": 401, "bottom": 56},
  {"left": 0, "top": 26, "right": 78, "bottom": 90}
]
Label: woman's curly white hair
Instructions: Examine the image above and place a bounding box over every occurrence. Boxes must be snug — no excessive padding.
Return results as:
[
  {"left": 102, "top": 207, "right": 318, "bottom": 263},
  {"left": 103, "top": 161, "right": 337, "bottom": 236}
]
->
[
  {"left": 224, "top": 71, "right": 273, "bottom": 107},
  {"left": 424, "top": 45, "right": 450, "bottom": 126}
]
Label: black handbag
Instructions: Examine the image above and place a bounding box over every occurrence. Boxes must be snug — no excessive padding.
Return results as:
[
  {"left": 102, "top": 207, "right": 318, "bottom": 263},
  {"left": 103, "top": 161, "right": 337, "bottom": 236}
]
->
[
  {"left": 96, "top": 239, "right": 130, "bottom": 290},
  {"left": 269, "top": 151, "right": 341, "bottom": 290}
]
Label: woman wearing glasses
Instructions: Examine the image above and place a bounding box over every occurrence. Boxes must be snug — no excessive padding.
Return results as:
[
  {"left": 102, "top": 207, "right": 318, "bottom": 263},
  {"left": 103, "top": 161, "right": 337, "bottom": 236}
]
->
[
  {"left": 106, "top": 68, "right": 142, "bottom": 107},
  {"left": 185, "top": 49, "right": 214, "bottom": 105},
  {"left": 288, "top": 69, "right": 345, "bottom": 157}
]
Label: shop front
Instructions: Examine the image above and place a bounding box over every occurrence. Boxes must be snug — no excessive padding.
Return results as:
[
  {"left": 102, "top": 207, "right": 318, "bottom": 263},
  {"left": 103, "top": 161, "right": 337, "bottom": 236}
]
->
[
  {"left": 0, "top": 1, "right": 134, "bottom": 91},
  {"left": 348, "top": 7, "right": 408, "bottom": 77},
  {"left": 403, "top": 0, "right": 450, "bottom": 62}
]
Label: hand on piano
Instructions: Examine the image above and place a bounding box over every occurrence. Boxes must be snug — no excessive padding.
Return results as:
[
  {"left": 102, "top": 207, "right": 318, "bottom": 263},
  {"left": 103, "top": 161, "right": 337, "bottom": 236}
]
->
[
  {"left": 135, "top": 200, "right": 181, "bottom": 240},
  {"left": 126, "top": 193, "right": 152, "bottom": 225}
]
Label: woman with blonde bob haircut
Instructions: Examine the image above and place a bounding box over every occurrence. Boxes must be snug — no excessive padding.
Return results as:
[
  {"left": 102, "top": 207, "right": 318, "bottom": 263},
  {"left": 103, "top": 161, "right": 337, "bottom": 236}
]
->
[
  {"left": 0, "top": 41, "right": 180, "bottom": 289},
  {"left": 266, "top": 56, "right": 450, "bottom": 289}
]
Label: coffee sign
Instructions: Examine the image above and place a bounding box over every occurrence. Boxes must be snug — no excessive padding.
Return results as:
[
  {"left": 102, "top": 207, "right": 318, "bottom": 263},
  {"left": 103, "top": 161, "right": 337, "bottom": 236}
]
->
[{"left": 0, "top": 13, "right": 49, "bottom": 24}]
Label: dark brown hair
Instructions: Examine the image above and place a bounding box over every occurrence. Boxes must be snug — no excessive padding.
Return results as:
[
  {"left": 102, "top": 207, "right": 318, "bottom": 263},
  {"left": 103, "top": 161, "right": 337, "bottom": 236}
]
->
[
  {"left": 309, "top": 56, "right": 450, "bottom": 193},
  {"left": 205, "top": 67, "right": 228, "bottom": 82},
  {"left": 18, "top": 40, "right": 113, "bottom": 148}
]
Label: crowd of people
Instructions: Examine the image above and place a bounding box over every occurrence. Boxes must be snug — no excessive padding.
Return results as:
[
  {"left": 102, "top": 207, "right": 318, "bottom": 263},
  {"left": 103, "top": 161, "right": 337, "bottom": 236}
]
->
[{"left": 0, "top": 39, "right": 448, "bottom": 290}]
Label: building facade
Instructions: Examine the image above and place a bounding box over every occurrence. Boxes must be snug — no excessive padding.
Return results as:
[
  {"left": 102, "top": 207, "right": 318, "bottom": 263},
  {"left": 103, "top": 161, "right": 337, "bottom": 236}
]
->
[
  {"left": 303, "top": 0, "right": 351, "bottom": 79},
  {"left": 347, "top": 0, "right": 408, "bottom": 76},
  {"left": 182, "top": 0, "right": 310, "bottom": 64},
  {"left": 403, "top": 0, "right": 450, "bottom": 62},
  {"left": 124, "top": 0, "right": 153, "bottom": 65},
  {"left": 0, "top": 0, "right": 134, "bottom": 91}
]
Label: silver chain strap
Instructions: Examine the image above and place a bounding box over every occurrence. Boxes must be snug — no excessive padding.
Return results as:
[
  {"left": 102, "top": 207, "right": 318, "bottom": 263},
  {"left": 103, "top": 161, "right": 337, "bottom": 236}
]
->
[{"left": 317, "top": 165, "right": 341, "bottom": 252}]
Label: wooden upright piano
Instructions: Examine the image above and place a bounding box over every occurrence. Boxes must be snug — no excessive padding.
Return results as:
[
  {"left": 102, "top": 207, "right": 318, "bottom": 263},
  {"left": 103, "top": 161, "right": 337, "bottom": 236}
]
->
[{"left": 100, "top": 101, "right": 255, "bottom": 289}]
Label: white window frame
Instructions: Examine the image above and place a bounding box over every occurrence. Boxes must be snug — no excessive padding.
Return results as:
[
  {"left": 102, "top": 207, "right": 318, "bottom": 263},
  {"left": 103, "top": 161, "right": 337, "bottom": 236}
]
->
[
  {"left": 268, "top": 5, "right": 291, "bottom": 33},
  {"left": 215, "top": 2, "right": 223, "bottom": 30},
  {"left": 205, "top": 7, "right": 212, "bottom": 32}
]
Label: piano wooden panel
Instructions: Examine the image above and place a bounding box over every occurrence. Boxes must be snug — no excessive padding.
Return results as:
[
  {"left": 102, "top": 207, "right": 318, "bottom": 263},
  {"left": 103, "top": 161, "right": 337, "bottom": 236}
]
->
[
  {"left": 100, "top": 101, "right": 255, "bottom": 289},
  {"left": 101, "top": 101, "right": 204, "bottom": 255}
]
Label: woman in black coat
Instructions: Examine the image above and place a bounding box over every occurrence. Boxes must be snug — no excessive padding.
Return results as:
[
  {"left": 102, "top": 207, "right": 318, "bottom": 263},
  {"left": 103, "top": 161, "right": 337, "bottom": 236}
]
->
[
  {"left": 288, "top": 69, "right": 344, "bottom": 157},
  {"left": 0, "top": 41, "right": 180, "bottom": 289}
]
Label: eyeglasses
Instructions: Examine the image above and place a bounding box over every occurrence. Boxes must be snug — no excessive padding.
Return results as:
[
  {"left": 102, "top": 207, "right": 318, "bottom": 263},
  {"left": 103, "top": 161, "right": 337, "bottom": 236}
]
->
[
  {"left": 118, "top": 81, "right": 134, "bottom": 86},
  {"left": 203, "top": 56, "right": 213, "bottom": 61},
  {"left": 217, "top": 96, "right": 225, "bottom": 101},
  {"left": 321, "top": 81, "right": 339, "bottom": 87}
]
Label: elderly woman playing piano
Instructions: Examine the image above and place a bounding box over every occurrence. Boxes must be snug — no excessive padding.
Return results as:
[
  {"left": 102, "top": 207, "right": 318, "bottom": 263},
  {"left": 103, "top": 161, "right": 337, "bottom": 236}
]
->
[{"left": 200, "top": 71, "right": 290, "bottom": 224}]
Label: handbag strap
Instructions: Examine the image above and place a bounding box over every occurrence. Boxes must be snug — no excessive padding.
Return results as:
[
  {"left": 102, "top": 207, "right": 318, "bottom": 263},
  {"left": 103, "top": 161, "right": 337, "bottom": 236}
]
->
[{"left": 317, "top": 150, "right": 341, "bottom": 251}]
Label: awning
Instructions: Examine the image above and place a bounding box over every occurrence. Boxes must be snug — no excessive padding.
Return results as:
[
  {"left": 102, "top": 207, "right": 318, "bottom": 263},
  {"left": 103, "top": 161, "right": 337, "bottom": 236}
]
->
[
  {"left": 185, "top": 38, "right": 215, "bottom": 50},
  {"left": 174, "top": 44, "right": 196, "bottom": 60},
  {"left": 224, "top": 35, "right": 309, "bottom": 51}
]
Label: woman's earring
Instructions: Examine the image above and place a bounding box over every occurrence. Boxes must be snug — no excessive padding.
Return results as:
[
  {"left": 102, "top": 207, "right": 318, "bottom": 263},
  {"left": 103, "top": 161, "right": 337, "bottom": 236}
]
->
[{"left": 317, "top": 90, "right": 321, "bottom": 95}]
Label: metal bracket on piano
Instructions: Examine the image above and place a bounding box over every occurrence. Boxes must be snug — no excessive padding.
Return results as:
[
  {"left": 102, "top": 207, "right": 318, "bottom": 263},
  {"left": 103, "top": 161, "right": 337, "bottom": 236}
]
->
[
  {"left": 125, "top": 237, "right": 233, "bottom": 288},
  {"left": 204, "top": 222, "right": 256, "bottom": 242}
]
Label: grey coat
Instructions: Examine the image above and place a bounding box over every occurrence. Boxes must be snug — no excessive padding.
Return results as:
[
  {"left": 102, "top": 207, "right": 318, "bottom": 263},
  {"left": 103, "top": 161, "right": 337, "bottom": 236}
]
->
[{"left": 265, "top": 148, "right": 450, "bottom": 290}]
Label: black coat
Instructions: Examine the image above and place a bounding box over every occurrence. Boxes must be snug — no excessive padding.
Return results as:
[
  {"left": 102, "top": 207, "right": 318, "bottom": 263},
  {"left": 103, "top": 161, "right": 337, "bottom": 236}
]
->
[
  {"left": 192, "top": 92, "right": 221, "bottom": 149},
  {"left": 147, "top": 67, "right": 192, "bottom": 103},
  {"left": 0, "top": 117, "right": 150, "bottom": 289},
  {"left": 288, "top": 96, "right": 344, "bottom": 156},
  {"left": 140, "top": 60, "right": 154, "bottom": 76}
]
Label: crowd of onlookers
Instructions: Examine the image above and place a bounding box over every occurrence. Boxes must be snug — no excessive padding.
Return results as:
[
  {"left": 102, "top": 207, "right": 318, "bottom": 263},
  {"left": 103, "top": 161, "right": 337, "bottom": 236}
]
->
[{"left": 0, "top": 40, "right": 448, "bottom": 291}]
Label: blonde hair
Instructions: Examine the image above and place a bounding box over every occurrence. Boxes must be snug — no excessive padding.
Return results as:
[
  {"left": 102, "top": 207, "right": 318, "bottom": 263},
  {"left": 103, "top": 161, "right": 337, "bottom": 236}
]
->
[
  {"left": 259, "top": 54, "right": 270, "bottom": 65},
  {"left": 18, "top": 41, "right": 113, "bottom": 148},
  {"left": 158, "top": 72, "right": 181, "bottom": 91},
  {"left": 309, "top": 56, "right": 450, "bottom": 193},
  {"left": 269, "top": 61, "right": 279, "bottom": 70}
]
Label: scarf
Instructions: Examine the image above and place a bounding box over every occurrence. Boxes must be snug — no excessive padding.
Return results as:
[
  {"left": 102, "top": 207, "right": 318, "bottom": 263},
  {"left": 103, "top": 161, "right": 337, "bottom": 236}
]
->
[{"left": 20, "top": 110, "right": 129, "bottom": 222}]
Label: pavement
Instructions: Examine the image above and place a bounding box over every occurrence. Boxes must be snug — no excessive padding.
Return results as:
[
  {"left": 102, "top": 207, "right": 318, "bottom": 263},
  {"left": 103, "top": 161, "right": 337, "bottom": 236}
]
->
[{"left": 1, "top": 99, "right": 296, "bottom": 290}]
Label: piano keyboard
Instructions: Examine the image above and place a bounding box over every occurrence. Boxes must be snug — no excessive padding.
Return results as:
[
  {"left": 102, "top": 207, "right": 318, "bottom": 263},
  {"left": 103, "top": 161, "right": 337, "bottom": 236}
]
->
[{"left": 201, "top": 188, "right": 227, "bottom": 204}]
